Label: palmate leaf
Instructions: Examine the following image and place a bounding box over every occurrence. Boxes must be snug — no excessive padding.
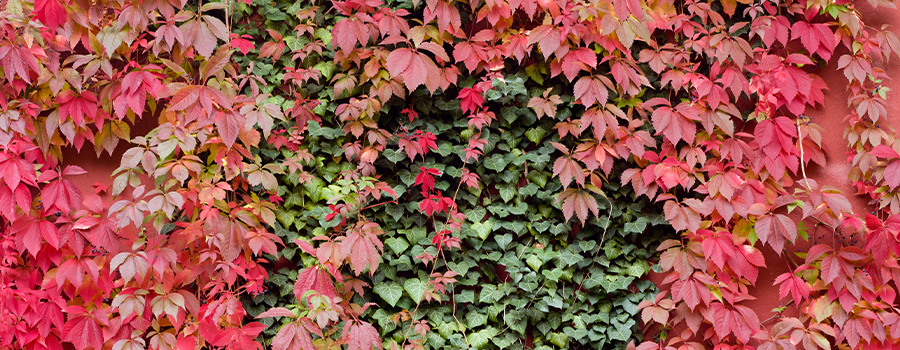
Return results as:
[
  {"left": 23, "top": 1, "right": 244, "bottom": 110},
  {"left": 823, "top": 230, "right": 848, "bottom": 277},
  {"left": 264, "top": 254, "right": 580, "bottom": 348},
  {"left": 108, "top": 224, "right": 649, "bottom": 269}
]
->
[
  {"left": 754, "top": 214, "right": 796, "bottom": 253},
  {"left": 339, "top": 222, "right": 384, "bottom": 276},
  {"left": 557, "top": 188, "right": 599, "bottom": 224},
  {"left": 385, "top": 48, "right": 441, "bottom": 92},
  {"left": 33, "top": 0, "right": 67, "bottom": 31},
  {"left": 271, "top": 322, "right": 314, "bottom": 350},
  {"left": 343, "top": 321, "right": 382, "bottom": 350}
]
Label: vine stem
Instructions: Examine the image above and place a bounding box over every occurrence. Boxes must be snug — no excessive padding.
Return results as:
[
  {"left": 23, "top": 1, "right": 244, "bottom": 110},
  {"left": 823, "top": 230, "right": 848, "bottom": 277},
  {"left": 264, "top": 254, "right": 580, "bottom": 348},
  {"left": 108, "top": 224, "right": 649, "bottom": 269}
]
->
[
  {"left": 398, "top": 169, "right": 467, "bottom": 347},
  {"left": 796, "top": 118, "right": 812, "bottom": 193}
]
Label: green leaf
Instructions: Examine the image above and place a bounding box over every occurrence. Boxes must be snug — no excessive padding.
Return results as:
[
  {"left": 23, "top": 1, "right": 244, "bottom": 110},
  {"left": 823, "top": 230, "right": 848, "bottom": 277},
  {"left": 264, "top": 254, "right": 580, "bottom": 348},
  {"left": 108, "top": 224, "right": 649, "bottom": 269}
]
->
[
  {"left": 466, "top": 311, "right": 489, "bottom": 328},
  {"left": 525, "top": 65, "right": 545, "bottom": 85},
  {"left": 608, "top": 319, "right": 635, "bottom": 341},
  {"left": 557, "top": 250, "right": 584, "bottom": 267},
  {"left": 549, "top": 333, "right": 568, "bottom": 347},
  {"left": 622, "top": 215, "right": 645, "bottom": 231},
  {"left": 455, "top": 289, "right": 475, "bottom": 304},
  {"left": 582, "top": 269, "right": 605, "bottom": 289},
  {"left": 275, "top": 210, "right": 296, "bottom": 227},
  {"left": 479, "top": 284, "right": 504, "bottom": 303},
  {"left": 541, "top": 268, "right": 564, "bottom": 282},
  {"left": 373, "top": 282, "right": 404, "bottom": 307},
  {"left": 468, "top": 328, "right": 494, "bottom": 348},
  {"left": 470, "top": 220, "right": 493, "bottom": 240},
  {"left": 494, "top": 234, "right": 513, "bottom": 250},
  {"left": 525, "top": 127, "right": 547, "bottom": 144},
  {"left": 384, "top": 237, "right": 409, "bottom": 255},
  {"left": 404, "top": 278, "right": 429, "bottom": 305},
  {"left": 526, "top": 254, "right": 543, "bottom": 271},
  {"left": 625, "top": 261, "right": 650, "bottom": 277},
  {"left": 497, "top": 184, "right": 517, "bottom": 202},
  {"left": 311, "top": 61, "right": 334, "bottom": 81}
]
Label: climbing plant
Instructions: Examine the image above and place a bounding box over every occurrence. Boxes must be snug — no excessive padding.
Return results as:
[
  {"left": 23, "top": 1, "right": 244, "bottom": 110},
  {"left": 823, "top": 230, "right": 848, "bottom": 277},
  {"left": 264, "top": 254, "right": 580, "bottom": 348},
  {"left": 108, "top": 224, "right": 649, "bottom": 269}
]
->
[{"left": 5, "top": 0, "right": 900, "bottom": 349}]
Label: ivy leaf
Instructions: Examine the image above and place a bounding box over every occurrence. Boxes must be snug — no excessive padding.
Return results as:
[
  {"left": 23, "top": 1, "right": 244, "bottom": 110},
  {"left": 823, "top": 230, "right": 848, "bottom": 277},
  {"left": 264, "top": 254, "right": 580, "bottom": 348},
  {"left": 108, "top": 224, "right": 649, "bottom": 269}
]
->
[
  {"left": 404, "top": 278, "right": 428, "bottom": 304},
  {"left": 542, "top": 268, "right": 564, "bottom": 282},
  {"left": 526, "top": 255, "right": 543, "bottom": 271},
  {"left": 373, "top": 282, "right": 403, "bottom": 307},
  {"left": 557, "top": 250, "right": 584, "bottom": 267},
  {"left": 497, "top": 184, "right": 517, "bottom": 203},
  {"left": 384, "top": 237, "right": 409, "bottom": 255},
  {"left": 470, "top": 220, "right": 493, "bottom": 240}
]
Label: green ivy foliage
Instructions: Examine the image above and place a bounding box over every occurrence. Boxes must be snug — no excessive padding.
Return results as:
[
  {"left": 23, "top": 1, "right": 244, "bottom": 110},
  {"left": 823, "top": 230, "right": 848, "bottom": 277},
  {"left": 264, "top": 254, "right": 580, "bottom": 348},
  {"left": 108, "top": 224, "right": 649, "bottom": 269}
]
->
[{"left": 230, "top": 0, "right": 673, "bottom": 348}]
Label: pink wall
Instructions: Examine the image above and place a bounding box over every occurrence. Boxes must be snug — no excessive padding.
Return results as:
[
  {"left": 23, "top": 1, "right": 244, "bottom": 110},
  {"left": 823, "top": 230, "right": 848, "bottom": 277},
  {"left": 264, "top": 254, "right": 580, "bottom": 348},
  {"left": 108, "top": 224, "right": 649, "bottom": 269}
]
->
[{"left": 741, "top": 4, "right": 900, "bottom": 326}]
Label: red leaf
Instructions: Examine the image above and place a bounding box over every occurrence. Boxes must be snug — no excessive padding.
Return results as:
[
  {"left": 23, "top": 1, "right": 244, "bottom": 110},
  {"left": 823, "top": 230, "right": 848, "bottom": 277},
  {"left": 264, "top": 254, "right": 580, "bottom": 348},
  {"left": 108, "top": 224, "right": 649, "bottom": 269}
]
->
[
  {"left": 333, "top": 16, "right": 372, "bottom": 51},
  {"left": 214, "top": 110, "right": 245, "bottom": 148},
  {"left": 886, "top": 160, "right": 900, "bottom": 189},
  {"left": 458, "top": 87, "right": 485, "bottom": 114},
  {"left": 386, "top": 48, "right": 439, "bottom": 92},
  {"left": 62, "top": 308, "right": 106, "bottom": 350},
  {"left": 272, "top": 322, "right": 314, "bottom": 350},
  {"left": 711, "top": 303, "right": 759, "bottom": 343},
  {"left": 414, "top": 167, "right": 441, "bottom": 192},
  {"left": 527, "top": 25, "right": 561, "bottom": 60},
  {"left": 339, "top": 222, "right": 384, "bottom": 276},
  {"left": 33, "top": 0, "right": 68, "bottom": 31},
  {"left": 774, "top": 271, "right": 810, "bottom": 305},
  {"left": 579, "top": 106, "right": 619, "bottom": 139},
  {"left": 552, "top": 156, "right": 584, "bottom": 189},
  {"left": 870, "top": 145, "right": 900, "bottom": 159},
  {"left": 864, "top": 214, "right": 900, "bottom": 264},
  {"left": 257, "top": 307, "right": 296, "bottom": 319},
  {"left": 663, "top": 200, "right": 702, "bottom": 233},
  {"left": 558, "top": 47, "right": 597, "bottom": 81},
  {"left": 791, "top": 21, "right": 835, "bottom": 60},
  {"left": 229, "top": 34, "right": 256, "bottom": 55},
  {"left": 56, "top": 90, "right": 99, "bottom": 127},
  {"left": 557, "top": 188, "right": 599, "bottom": 224},
  {"left": 754, "top": 214, "right": 796, "bottom": 253},
  {"left": 42, "top": 173, "right": 84, "bottom": 214},
  {"left": 294, "top": 266, "right": 337, "bottom": 301},
  {"left": 701, "top": 231, "right": 735, "bottom": 269},
  {"left": 343, "top": 321, "right": 382, "bottom": 350},
  {"left": 650, "top": 103, "right": 699, "bottom": 145},
  {"left": 12, "top": 216, "right": 58, "bottom": 256},
  {"left": 671, "top": 273, "right": 711, "bottom": 310},
  {"left": 573, "top": 76, "right": 610, "bottom": 107}
]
